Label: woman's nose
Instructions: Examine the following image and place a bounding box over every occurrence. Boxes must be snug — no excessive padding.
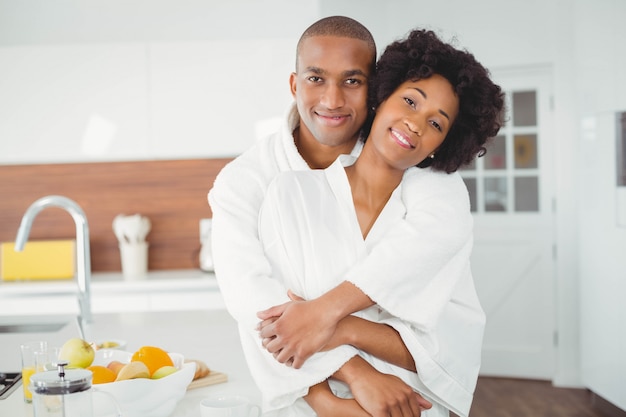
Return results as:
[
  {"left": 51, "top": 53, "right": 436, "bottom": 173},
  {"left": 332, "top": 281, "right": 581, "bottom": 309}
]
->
[{"left": 405, "top": 117, "right": 422, "bottom": 137}]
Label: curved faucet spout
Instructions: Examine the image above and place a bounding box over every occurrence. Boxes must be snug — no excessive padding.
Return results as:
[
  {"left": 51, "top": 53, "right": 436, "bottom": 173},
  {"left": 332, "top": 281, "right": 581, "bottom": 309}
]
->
[{"left": 15, "top": 195, "right": 92, "bottom": 323}]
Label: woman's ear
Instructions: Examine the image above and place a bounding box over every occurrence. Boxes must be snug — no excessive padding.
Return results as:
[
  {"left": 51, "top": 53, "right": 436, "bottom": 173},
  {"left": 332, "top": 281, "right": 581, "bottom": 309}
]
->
[{"left": 416, "top": 154, "right": 435, "bottom": 168}]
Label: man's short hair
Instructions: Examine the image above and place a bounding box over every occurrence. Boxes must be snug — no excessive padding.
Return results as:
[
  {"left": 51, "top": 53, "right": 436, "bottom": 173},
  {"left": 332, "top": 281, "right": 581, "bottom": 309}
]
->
[{"left": 296, "top": 16, "right": 376, "bottom": 71}]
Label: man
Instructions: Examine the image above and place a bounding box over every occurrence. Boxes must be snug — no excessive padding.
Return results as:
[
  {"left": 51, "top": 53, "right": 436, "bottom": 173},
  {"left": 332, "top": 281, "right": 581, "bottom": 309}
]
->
[{"left": 209, "top": 16, "right": 477, "bottom": 417}]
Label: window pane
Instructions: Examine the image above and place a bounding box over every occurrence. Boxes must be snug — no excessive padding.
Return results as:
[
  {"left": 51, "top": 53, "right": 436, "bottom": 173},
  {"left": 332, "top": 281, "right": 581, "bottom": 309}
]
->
[
  {"left": 513, "top": 91, "right": 537, "bottom": 126},
  {"left": 485, "top": 177, "right": 507, "bottom": 212},
  {"left": 514, "top": 134, "right": 538, "bottom": 169},
  {"left": 484, "top": 135, "right": 506, "bottom": 170},
  {"left": 515, "top": 176, "right": 539, "bottom": 211},
  {"left": 463, "top": 178, "right": 477, "bottom": 212}
]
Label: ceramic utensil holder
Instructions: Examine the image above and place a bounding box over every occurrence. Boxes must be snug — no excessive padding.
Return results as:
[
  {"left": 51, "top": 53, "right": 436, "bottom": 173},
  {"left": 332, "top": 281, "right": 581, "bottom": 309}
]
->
[{"left": 119, "top": 242, "right": 148, "bottom": 281}]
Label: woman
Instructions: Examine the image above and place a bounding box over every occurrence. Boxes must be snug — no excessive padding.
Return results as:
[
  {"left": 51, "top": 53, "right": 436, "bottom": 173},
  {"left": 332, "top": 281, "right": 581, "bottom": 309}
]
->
[{"left": 254, "top": 29, "right": 504, "bottom": 417}]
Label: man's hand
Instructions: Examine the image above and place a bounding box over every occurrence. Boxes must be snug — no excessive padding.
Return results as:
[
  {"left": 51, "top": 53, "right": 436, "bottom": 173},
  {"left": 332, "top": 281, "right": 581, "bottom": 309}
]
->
[
  {"left": 335, "top": 356, "right": 432, "bottom": 417},
  {"left": 257, "top": 290, "right": 339, "bottom": 368}
]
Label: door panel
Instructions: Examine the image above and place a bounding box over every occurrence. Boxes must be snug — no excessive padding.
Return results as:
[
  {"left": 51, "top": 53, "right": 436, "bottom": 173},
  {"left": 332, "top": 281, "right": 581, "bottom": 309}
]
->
[{"left": 461, "top": 67, "right": 556, "bottom": 379}]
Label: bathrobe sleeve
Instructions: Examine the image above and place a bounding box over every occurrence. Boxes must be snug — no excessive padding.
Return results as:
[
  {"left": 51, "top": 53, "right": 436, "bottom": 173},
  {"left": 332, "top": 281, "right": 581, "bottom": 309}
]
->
[
  {"left": 245, "top": 169, "right": 360, "bottom": 412},
  {"left": 345, "top": 167, "right": 476, "bottom": 332},
  {"left": 208, "top": 106, "right": 309, "bottom": 330}
]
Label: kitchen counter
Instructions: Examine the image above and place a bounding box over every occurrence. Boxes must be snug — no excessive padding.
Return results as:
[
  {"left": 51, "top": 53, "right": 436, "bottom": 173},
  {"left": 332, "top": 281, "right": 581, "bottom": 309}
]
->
[
  {"left": 0, "top": 269, "right": 225, "bottom": 315},
  {"left": 0, "top": 309, "right": 261, "bottom": 417}
]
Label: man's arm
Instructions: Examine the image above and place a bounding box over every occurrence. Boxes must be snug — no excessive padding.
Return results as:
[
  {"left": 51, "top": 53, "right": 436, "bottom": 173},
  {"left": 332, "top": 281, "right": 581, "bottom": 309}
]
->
[
  {"left": 258, "top": 282, "right": 372, "bottom": 368},
  {"left": 209, "top": 158, "right": 292, "bottom": 328},
  {"left": 258, "top": 285, "right": 415, "bottom": 372},
  {"left": 259, "top": 292, "right": 434, "bottom": 416}
]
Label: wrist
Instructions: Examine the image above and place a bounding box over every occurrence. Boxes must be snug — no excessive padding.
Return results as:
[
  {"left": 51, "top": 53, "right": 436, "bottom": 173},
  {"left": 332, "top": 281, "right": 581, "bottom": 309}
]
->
[
  {"left": 335, "top": 316, "right": 358, "bottom": 347},
  {"left": 333, "top": 356, "right": 372, "bottom": 386},
  {"left": 317, "top": 281, "right": 373, "bottom": 323}
]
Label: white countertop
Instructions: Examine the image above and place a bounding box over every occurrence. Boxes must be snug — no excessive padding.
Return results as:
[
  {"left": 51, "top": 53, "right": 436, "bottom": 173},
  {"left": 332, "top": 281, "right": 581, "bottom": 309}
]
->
[
  {"left": 0, "top": 309, "right": 261, "bottom": 417},
  {"left": 0, "top": 269, "right": 225, "bottom": 316},
  {"left": 0, "top": 269, "right": 218, "bottom": 297}
]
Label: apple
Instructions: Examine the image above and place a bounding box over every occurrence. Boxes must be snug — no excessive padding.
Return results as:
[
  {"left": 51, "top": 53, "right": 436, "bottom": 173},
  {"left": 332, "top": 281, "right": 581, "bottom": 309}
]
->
[
  {"left": 106, "top": 360, "right": 125, "bottom": 376},
  {"left": 151, "top": 365, "right": 178, "bottom": 379},
  {"left": 58, "top": 338, "right": 95, "bottom": 368},
  {"left": 115, "top": 362, "right": 150, "bottom": 381}
]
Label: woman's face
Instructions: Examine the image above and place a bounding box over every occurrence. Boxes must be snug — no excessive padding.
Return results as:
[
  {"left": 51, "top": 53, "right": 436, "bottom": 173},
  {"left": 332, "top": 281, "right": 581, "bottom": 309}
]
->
[{"left": 369, "top": 74, "right": 459, "bottom": 171}]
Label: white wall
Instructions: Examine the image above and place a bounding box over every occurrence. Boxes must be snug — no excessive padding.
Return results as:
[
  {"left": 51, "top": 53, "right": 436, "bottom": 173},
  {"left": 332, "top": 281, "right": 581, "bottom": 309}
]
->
[
  {"left": 1, "top": 0, "right": 625, "bottom": 407},
  {"left": 575, "top": 0, "right": 626, "bottom": 410},
  {"left": 0, "top": 0, "right": 573, "bottom": 164},
  {"left": 0, "top": 0, "right": 310, "bottom": 162}
]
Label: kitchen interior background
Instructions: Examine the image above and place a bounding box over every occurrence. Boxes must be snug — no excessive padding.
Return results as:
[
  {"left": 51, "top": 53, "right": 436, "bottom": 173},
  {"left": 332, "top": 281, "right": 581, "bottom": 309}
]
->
[{"left": 0, "top": 0, "right": 624, "bottom": 413}]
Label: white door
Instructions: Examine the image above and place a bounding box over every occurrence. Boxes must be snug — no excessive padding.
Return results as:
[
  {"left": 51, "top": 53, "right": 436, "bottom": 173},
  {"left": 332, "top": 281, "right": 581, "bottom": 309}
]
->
[{"left": 459, "top": 66, "right": 556, "bottom": 379}]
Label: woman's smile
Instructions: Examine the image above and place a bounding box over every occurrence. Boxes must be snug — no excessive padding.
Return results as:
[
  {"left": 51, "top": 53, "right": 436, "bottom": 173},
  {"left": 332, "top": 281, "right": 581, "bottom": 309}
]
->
[{"left": 390, "top": 128, "right": 415, "bottom": 149}]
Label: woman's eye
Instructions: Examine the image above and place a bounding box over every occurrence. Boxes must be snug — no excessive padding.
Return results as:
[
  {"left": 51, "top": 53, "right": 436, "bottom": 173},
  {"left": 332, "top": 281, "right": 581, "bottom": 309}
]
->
[
  {"left": 430, "top": 120, "right": 442, "bottom": 132},
  {"left": 404, "top": 97, "right": 415, "bottom": 107}
]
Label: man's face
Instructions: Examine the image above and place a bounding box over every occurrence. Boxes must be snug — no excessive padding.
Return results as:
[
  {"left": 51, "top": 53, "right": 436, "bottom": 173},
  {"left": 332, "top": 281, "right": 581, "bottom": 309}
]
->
[{"left": 290, "top": 36, "right": 373, "bottom": 149}]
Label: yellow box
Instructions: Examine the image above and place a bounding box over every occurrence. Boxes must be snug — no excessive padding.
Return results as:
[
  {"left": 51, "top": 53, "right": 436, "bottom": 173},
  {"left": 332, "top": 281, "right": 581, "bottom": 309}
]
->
[{"left": 1, "top": 240, "right": 75, "bottom": 281}]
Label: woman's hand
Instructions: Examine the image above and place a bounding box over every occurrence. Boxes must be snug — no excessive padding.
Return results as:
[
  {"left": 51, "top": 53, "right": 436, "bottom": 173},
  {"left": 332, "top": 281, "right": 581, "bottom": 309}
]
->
[
  {"left": 335, "top": 356, "right": 432, "bottom": 417},
  {"left": 257, "top": 281, "right": 374, "bottom": 368},
  {"left": 305, "top": 381, "right": 371, "bottom": 417},
  {"left": 257, "top": 290, "right": 339, "bottom": 368}
]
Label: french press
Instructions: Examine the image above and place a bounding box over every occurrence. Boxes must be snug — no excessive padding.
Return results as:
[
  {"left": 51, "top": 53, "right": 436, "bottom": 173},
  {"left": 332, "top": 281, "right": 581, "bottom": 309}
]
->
[{"left": 30, "top": 361, "right": 119, "bottom": 417}]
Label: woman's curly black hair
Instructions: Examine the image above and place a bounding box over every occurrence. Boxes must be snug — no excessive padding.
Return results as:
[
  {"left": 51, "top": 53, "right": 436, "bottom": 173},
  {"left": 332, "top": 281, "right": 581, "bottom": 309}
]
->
[{"left": 363, "top": 29, "right": 505, "bottom": 173}]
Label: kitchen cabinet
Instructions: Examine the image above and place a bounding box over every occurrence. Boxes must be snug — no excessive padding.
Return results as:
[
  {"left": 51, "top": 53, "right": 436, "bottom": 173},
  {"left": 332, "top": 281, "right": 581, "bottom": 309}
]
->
[{"left": 0, "top": 270, "right": 224, "bottom": 317}]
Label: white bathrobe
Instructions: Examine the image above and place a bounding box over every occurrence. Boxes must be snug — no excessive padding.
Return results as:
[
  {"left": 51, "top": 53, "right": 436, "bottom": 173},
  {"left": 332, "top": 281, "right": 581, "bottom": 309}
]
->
[
  {"left": 253, "top": 156, "right": 485, "bottom": 417},
  {"left": 209, "top": 104, "right": 484, "bottom": 417}
]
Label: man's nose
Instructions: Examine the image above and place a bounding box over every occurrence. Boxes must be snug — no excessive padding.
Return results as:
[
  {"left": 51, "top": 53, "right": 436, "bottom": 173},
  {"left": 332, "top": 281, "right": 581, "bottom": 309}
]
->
[{"left": 320, "top": 84, "right": 345, "bottom": 109}]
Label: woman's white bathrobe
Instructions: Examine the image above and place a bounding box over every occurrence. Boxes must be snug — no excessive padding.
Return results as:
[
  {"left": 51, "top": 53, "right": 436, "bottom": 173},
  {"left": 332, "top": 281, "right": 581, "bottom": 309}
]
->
[{"left": 251, "top": 155, "right": 486, "bottom": 417}]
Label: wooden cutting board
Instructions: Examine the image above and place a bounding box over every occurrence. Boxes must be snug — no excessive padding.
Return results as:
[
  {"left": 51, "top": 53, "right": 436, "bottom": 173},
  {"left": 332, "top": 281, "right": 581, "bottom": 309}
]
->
[{"left": 187, "top": 371, "right": 228, "bottom": 390}]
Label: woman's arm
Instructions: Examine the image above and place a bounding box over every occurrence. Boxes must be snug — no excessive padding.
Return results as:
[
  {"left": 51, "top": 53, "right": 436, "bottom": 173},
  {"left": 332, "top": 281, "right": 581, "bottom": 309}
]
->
[
  {"left": 332, "top": 356, "right": 431, "bottom": 417},
  {"left": 331, "top": 315, "right": 416, "bottom": 372},
  {"left": 257, "top": 170, "right": 473, "bottom": 368},
  {"left": 258, "top": 285, "right": 415, "bottom": 371},
  {"left": 258, "top": 282, "right": 372, "bottom": 368},
  {"left": 305, "top": 381, "right": 371, "bottom": 417}
]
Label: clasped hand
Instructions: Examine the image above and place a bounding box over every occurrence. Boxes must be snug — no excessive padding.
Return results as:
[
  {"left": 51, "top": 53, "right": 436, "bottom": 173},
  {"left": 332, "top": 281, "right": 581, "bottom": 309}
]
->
[{"left": 256, "top": 290, "right": 338, "bottom": 369}]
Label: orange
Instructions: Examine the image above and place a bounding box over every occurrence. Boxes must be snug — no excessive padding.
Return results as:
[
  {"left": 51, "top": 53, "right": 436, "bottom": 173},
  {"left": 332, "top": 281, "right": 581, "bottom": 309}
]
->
[
  {"left": 86, "top": 365, "right": 116, "bottom": 384},
  {"left": 130, "top": 346, "right": 174, "bottom": 376}
]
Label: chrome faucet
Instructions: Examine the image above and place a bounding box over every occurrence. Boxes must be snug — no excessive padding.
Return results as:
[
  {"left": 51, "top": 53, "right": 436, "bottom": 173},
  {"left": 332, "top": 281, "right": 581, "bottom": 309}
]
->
[{"left": 15, "top": 195, "right": 92, "bottom": 324}]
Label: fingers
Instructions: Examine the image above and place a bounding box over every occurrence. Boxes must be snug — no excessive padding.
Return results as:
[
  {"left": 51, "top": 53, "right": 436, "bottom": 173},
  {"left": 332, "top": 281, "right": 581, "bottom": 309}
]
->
[
  {"left": 260, "top": 336, "right": 299, "bottom": 368},
  {"left": 256, "top": 304, "right": 282, "bottom": 320},
  {"left": 290, "top": 356, "right": 305, "bottom": 369},
  {"left": 256, "top": 317, "right": 278, "bottom": 333},
  {"left": 415, "top": 393, "right": 432, "bottom": 410},
  {"left": 287, "top": 289, "right": 305, "bottom": 301}
]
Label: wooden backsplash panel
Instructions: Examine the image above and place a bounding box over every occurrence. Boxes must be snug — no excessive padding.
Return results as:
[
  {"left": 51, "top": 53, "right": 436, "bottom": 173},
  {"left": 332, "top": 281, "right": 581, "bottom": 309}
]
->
[{"left": 0, "top": 158, "right": 232, "bottom": 272}]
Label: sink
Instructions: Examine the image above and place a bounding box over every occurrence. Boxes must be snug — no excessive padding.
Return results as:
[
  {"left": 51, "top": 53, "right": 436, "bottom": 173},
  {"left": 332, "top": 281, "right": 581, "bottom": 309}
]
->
[
  {"left": 0, "top": 315, "right": 79, "bottom": 373},
  {"left": 0, "top": 322, "right": 68, "bottom": 334}
]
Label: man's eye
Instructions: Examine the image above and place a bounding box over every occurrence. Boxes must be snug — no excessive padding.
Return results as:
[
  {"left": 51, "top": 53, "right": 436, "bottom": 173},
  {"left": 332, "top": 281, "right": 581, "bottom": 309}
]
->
[
  {"left": 345, "top": 78, "right": 362, "bottom": 86},
  {"left": 307, "top": 76, "right": 323, "bottom": 82}
]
